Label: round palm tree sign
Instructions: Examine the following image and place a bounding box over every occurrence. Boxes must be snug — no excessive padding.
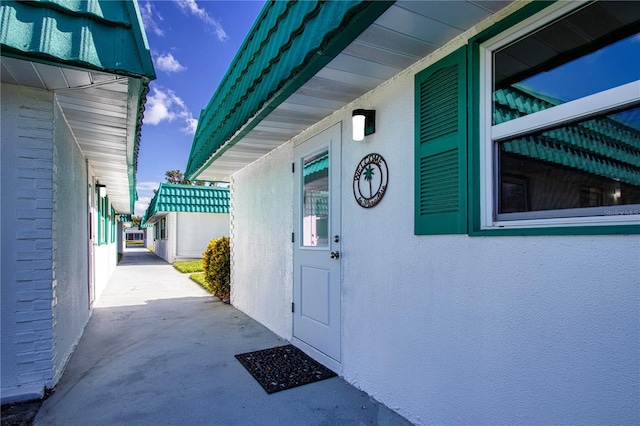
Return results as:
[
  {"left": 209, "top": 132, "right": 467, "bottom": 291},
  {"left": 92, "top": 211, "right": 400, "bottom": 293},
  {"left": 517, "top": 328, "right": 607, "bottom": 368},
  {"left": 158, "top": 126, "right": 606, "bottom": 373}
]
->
[{"left": 353, "top": 153, "right": 388, "bottom": 208}]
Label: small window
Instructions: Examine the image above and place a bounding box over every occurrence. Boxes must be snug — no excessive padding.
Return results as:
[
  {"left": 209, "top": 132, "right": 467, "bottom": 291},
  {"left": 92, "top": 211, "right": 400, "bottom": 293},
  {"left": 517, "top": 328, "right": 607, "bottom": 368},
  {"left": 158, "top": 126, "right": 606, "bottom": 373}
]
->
[
  {"left": 160, "top": 218, "right": 166, "bottom": 240},
  {"left": 479, "top": 1, "right": 640, "bottom": 228}
]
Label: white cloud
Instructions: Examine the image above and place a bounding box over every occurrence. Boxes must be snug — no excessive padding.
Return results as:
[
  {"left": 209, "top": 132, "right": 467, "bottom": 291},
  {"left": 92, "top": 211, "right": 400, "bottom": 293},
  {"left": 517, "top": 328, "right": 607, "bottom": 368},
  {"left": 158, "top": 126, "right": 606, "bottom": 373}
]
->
[
  {"left": 137, "top": 181, "right": 160, "bottom": 192},
  {"left": 140, "top": 2, "right": 164, "bottom": 37},
  {"left": 154, "top": 52, "right": 186, "bottom": 73},
  {"left": 183, "top": 117, "right": 199, "bottom": 134},
  {"left": 144, "top": 85, "right": 197, "bottom": 135},
  {"left": 173, "top": 0, "right": 228, "bottom": 41},
  {"left": 134, "top": 196, "right": 152, "bottom": 217}
]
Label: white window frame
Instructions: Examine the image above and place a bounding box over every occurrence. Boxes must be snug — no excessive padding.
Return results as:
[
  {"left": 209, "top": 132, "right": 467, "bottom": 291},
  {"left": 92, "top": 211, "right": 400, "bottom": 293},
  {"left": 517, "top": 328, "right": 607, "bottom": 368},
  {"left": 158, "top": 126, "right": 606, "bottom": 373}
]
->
[{"left": 478, "top": 1, "right": 640, "bottom": 230}]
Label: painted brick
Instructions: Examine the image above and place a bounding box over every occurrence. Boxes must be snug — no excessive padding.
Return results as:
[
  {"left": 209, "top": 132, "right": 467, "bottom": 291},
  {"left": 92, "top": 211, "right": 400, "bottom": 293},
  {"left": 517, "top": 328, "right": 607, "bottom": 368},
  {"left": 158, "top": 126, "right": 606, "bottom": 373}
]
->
[
  {"left": 16, "top": 168, "right": 53, "bottom": 180},
  {"left": 16, "top": 177, "right": 37, "bottom": 190},
  {"left": 17, "top": 250, "right": 51, "bottom": 261},
  {"left": 15, "top": 330, "right": 53, "bottom": 343},
  {"left": 16, "top": 269, "right": 52, "bottom": 281},
  {"left": 35, "top": 219, "right": 53, "bottom": 230},
  {"left": 17, "top": 146, "right": 55, "bottom": 159},
  {"left": 27, "top": 189, "right": 54, "bottom": 200},
  {"left": 18, "top": 105, "right": 53, "bottom": 119},
  {"left": 36, "top": 179, "right": 54, "bottom": 190},
  {"left": 18, "top": 370, "right": 51, "bottom": 385},
  {"left": 16, "top": 350, "right": 51, "bottom": 364},
  {"left": 32, "top": 140, "right": 54, "bottom": 150},
  {"left": 15, "top": 260, "right": 33, "bottom": 271},
  {"left": 35, "top": 159, "right": 53, "bottom": 170},
  {"left": 15, "top": 240, "right": 37, "bottom": 251},
  {"left": 17, "top": 209, "right": 53, "bottom": 220},
  {"left": 16, "top": 290, "right": 51, "bottom": 302},
  {"left": 15, "top": 310, "right": 52, "bottom": 323},
  {"left": 32, "top": 300, "right": 53, "bottom": 311},
  {"left": 17, "top": 128, "right": 54, "bottom": 140},
  {"left": 23, "top": 280, "right": 53, "bottom": 291},
  {"left": 35, "top": 198, "right": 54, "bottom": 211},
  {"left": 16, "top": 230, "right": 52, "bottom": 240},
  {"left": 15, "top": 199, "right": 36, "bottom": 210},
  {"left": 14, "top": 319, "right": 52, "bottom": 333},
  {"left": 33, "top": 260, "right": 53, "bottom": 270},
  {"left": 35, "top": 239, "right": 53, "bottom": 250}
]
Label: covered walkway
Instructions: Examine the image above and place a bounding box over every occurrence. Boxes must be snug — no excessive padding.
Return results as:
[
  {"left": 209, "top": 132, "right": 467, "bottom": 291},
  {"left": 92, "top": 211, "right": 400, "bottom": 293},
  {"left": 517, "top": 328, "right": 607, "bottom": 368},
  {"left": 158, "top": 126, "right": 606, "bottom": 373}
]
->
[{"left": 35, "top": 248, "right": 411, "bottom": 425}]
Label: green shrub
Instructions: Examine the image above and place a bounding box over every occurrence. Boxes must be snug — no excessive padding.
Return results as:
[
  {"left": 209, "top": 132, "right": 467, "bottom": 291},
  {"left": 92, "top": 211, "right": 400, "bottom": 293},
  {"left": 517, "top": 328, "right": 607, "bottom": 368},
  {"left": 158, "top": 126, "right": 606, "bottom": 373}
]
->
[
  {"left": 173, "top": 259, "right": 204, "bottom": 273},
  {"left": 202, "top": 236, "right": 230, "bottom": 300}
]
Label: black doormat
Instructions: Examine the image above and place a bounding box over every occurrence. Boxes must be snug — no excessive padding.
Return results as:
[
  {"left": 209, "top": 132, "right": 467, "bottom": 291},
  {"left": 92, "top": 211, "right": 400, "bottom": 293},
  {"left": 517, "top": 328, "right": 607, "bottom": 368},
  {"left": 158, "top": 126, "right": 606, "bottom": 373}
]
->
[{"left": 235, "top": 344, "right": 337, "bottom": 394}]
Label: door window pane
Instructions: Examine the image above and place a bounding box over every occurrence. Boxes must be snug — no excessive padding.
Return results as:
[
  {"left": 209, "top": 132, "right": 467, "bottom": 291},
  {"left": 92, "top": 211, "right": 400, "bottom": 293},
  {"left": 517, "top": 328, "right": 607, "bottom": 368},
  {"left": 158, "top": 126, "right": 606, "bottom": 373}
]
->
[{"left": 302, "top": 150, "right": 329, "bottom": 247}]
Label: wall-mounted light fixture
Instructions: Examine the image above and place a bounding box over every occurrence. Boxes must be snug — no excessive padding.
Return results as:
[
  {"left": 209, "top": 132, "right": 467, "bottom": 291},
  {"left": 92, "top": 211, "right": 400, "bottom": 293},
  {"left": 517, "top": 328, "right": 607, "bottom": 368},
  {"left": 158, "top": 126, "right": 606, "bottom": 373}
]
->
[
  {"left": 96, "top": 183, "right": 107, "bottom": 198},
  {"left": 613, "top": 187, "right": 621, "bottom": 199},
  {"left": 352, "top": 109, "right": 375, "bottom": 141}
]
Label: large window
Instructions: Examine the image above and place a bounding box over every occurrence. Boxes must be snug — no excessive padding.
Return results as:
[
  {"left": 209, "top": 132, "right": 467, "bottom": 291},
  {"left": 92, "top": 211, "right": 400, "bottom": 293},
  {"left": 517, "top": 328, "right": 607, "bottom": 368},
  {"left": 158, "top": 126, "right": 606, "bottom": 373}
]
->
[{"left": 479, "top": 1, "right": 639, "bottom": 229}]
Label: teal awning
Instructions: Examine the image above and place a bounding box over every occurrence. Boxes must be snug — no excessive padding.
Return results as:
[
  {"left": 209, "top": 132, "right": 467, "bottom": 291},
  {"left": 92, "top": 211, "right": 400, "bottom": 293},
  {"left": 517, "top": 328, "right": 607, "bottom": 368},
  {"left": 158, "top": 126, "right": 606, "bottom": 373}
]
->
[
  {"left": 185, "top": 0, "right": 394, "bottom": 180},
  {"left": 142, "top": 183, "right": 230, "bottom": 225}
]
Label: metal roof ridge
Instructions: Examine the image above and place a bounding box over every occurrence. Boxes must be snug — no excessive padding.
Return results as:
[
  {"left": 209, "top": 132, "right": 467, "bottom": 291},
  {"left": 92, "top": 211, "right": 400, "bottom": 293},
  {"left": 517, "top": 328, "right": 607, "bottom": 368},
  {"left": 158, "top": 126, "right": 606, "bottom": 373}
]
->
[{"left": 185, "top": 0, "right": 396, "bottom": 180}]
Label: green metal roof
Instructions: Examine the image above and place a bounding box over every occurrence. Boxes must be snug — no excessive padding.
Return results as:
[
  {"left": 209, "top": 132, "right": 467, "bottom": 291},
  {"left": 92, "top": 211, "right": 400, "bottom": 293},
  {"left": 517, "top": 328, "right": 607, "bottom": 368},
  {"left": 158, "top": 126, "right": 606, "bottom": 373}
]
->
[
  {"left": 0, "top": 0, "right": 155, "bottom": 79},
  {"left": 1, "top": 0, "right": 156, "bottom": 213},
  {"left": 142, "top": 183, "right": 230, "bottom": 225},
  {"left": 185, "top": 0, "right": 394, "bottom": 180}
]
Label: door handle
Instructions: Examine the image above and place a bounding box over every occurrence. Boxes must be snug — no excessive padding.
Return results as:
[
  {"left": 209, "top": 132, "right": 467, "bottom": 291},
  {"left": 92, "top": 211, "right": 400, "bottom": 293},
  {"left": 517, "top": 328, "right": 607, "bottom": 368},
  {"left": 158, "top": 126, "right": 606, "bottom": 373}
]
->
[{"left": 330, "top": 251, "right": 340, "bottom": 259}]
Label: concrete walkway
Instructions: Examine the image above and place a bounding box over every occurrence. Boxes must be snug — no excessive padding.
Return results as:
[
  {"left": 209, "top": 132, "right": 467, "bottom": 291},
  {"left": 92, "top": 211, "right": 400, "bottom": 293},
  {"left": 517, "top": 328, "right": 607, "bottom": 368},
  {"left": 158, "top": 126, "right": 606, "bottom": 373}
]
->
[{"left": 35, "top": 249, "right": 412, "bottom": 426}]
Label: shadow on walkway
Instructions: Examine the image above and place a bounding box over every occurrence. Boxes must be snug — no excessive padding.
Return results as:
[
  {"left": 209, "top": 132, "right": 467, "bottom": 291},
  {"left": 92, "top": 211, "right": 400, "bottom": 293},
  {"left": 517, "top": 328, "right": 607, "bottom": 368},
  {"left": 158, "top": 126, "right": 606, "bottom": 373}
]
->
[{"left": 34, "top": 249, "right": 412, "bottom": 426}]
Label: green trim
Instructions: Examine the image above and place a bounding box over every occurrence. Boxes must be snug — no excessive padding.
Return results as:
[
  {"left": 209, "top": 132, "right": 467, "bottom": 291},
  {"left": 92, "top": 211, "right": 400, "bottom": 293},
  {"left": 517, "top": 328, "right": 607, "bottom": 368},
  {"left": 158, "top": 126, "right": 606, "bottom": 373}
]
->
[
  {"left": 414, "top": 46, "right": 468, "bottom": 235},
  {"left": 467, "top": 0, "right": 640, "bottom": 236},
  {"left": 470, "top": 224, "right": 640, "bottom": 237},
  {"left": 185, "top": 0, "right": 395, "bottom": 179}
]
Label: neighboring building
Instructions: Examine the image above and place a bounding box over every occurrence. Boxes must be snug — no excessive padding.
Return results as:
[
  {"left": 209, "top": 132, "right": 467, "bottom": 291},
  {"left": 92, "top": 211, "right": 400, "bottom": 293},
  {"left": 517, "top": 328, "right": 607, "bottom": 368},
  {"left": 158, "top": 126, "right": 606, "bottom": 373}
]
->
[
  {"left": 124, "top": 227, "right": 145, "bottom": 247},
  {"left": 142, "top": 183, "right": 230, "bottom": 263},
  {"left": 185, "top": 1, "right": 640, "bottom": 425},
  {"left": 1, "top": 0, "right": 155, "bottom": 403}
]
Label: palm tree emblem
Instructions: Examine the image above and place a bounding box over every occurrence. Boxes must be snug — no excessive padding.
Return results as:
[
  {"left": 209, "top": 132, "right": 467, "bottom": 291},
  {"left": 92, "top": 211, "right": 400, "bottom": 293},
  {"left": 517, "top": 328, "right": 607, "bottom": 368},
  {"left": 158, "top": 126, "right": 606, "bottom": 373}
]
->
[{"left": 363, "top": 165, "right": 375, "bottom": 198}]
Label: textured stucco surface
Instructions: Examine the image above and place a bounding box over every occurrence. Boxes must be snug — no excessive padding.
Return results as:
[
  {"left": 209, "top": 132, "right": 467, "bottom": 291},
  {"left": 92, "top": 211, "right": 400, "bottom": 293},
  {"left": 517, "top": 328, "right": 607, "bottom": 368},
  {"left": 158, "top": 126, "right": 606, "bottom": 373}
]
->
[
  {"left": 227, "top": 13, "right": 640, "bottom": 425},
  {"left": 175, "top": 212, "right": 229, "bottom": 260},
  {"left": 231, "top": 143, "right": 294, "bottom": 340},
  {"left": 51, "top": 99, "right": 91, "bottom": 384}
]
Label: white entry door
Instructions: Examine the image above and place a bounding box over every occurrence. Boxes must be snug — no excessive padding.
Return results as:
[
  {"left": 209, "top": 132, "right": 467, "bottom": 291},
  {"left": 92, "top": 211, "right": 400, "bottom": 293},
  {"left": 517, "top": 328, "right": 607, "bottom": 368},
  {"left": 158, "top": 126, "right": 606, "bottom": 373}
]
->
[{"left": 293, "top": 123, "right": 341, "bottom": 363}]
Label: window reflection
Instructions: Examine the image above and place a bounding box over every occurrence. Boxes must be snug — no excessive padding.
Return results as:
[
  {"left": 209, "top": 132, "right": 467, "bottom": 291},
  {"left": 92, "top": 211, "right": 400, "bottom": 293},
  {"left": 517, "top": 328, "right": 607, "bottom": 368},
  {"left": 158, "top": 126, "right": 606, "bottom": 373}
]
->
[
  {"left": 498, "top": 107, "right": 640, "bottom": 217},
  {"left": 302, "top": 150, "right": 329, "bottom": 247}
]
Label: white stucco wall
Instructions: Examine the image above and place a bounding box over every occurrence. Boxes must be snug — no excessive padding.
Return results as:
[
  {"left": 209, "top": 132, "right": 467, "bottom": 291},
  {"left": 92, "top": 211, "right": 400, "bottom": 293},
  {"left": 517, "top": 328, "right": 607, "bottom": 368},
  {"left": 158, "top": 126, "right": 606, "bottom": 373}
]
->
[
  {"left": 228, "top": 9, "right": 640, "bottom": 425},
  {"left": 231, "top": 143, "right": 294, "bottom": 340},
  {"left": 51, "top": 99, "right": 91, "bottom": 384},
  {"left": 152, "top": 213, "right": 175, "bottom": 263},
  {"left": 175, "top": 212, "right": 229, "bottom": 260},
  {"left": 1, "top": 84, "right": 56, "bottom": 402}
]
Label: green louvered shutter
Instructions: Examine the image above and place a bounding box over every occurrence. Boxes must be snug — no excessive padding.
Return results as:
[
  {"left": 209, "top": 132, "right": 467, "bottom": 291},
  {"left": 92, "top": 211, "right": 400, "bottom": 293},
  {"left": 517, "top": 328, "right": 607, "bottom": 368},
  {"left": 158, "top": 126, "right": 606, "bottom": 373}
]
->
[{"left": 415, "top": 47, "right": 468, "bottom": 235}]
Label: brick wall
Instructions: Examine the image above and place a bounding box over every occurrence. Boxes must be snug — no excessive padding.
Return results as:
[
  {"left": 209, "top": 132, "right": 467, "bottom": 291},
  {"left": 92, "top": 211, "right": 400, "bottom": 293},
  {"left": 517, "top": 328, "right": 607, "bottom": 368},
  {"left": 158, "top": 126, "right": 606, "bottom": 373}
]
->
[{"left": 1, "top": 84, "right": 55, "bottom": 401}]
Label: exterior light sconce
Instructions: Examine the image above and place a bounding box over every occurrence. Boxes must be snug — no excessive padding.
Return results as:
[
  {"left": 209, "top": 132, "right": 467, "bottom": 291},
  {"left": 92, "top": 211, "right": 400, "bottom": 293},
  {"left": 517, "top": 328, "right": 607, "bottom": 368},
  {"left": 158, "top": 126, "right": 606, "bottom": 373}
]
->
[
  {"left": 352, "top": 109, "right": 375, "bottom": 141},
  {"left": 613, "top": 187, "right": 621, "bottom": 199},
  {"left": 96, "top": 183, "right": 107, "bottom": 198}
]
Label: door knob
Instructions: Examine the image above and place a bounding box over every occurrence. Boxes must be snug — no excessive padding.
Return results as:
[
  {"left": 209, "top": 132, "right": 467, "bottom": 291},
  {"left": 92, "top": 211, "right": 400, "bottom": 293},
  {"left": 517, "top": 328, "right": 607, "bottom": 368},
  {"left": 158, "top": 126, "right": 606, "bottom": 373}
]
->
[{"left": 330, "top": 251, "right": 340, "bottom": 259}]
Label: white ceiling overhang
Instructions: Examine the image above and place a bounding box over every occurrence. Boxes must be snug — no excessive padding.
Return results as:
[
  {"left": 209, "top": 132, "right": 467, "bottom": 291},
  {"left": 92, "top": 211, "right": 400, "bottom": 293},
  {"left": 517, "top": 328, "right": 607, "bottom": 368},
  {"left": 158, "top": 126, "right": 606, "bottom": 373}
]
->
[
  {"left": 193, "top": 1, "right": 513, "bottom": 182},
  {"left": 1, "top": 56, "right": 141, "bottom": 213}
]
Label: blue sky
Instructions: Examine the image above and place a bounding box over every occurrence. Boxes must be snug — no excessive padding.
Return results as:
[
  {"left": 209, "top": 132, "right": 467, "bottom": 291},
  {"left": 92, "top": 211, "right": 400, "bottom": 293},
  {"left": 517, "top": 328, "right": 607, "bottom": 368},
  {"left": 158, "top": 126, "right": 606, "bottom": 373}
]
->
[{"left": 135, "top": 0, "right": 265, "bottom": 216}]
